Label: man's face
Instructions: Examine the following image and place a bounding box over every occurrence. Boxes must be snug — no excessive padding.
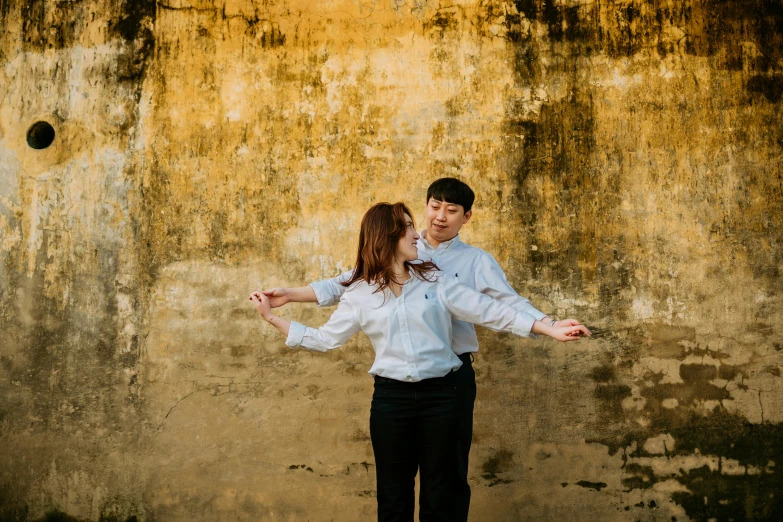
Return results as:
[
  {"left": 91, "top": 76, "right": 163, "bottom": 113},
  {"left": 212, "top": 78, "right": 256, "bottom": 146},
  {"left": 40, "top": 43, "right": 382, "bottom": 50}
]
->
[{"left": 424, "top": 198, "right": 472, "bottom": 245}]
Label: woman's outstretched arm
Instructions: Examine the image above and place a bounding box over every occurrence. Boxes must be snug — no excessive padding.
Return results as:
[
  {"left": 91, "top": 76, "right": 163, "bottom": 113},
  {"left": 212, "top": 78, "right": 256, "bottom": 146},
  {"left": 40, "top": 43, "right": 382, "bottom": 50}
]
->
[
  {"left": 436, "top": 276, "right": 591, "bottom": 342},
  {"left": 250, "top": 291, "right": 291, "bottom": 336}
]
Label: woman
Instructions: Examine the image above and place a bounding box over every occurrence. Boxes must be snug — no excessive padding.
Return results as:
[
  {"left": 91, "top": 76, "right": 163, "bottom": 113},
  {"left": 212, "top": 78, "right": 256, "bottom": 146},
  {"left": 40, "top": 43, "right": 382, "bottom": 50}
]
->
[{"left": 249, "top": 202, "right": 590, "bottom": 522}]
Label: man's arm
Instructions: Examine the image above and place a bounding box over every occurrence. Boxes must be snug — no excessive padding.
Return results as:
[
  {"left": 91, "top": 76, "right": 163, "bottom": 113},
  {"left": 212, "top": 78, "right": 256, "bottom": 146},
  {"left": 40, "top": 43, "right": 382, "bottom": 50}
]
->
[
  {"left": 262, "top": 270, "right": 353, "bottom": 308},
  {"left": 261, "top": 286, "right": 318, "bottom": 308}
]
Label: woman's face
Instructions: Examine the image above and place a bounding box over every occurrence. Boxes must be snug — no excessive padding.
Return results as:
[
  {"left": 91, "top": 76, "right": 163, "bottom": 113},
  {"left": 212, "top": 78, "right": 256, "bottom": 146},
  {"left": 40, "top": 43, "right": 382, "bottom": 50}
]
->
[{"left": 396, "top": 213, "right": 420, "bottom": 262}]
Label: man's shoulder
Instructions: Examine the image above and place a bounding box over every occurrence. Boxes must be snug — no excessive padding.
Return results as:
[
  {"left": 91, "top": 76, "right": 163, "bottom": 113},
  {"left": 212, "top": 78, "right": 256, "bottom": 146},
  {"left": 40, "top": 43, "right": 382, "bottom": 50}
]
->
[{"left": 451, "top": 240, "right": 496, "bottom": 262}]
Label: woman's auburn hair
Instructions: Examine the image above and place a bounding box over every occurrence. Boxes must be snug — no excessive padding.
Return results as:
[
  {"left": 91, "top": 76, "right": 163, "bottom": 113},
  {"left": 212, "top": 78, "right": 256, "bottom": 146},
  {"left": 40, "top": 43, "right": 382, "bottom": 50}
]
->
[{"left": 341, "top": 202, "right": 438, "bottom": 294}]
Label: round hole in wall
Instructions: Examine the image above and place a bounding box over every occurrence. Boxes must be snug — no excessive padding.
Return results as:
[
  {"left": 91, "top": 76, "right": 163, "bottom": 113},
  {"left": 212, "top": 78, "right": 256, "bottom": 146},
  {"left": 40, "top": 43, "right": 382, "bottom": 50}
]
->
[{"left": 26, "top": 121, "right": 56, "bottom": 149}]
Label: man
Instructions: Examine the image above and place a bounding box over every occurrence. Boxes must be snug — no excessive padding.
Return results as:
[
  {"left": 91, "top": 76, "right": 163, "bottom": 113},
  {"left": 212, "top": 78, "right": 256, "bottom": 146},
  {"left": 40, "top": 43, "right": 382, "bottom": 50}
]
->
[{"left": 262, "top": 177, "right": 587, "bottom": 521}]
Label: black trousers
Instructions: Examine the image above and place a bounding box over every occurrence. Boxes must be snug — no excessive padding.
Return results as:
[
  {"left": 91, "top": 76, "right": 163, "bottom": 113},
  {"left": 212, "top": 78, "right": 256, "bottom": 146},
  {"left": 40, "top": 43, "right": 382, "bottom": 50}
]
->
[
  {"left": 370, "top": 372, "right": 461, "bottom": 522},
  {"left": 454, "top": 352, "right": 477, "bottom": 522}
]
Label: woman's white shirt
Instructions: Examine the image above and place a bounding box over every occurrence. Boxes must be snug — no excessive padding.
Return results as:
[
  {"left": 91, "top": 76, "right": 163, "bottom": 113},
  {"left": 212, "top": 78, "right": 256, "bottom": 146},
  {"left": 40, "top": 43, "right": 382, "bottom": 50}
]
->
[{"left": 286, "top": 271, "right": 537, "bottom": 382}]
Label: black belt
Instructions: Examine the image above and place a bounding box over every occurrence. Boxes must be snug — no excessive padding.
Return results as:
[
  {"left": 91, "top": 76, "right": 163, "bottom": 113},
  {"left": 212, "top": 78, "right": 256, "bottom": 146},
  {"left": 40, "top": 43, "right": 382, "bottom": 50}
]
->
[{"left": 458, "top": 352, "right": 475, "bottom": 364}]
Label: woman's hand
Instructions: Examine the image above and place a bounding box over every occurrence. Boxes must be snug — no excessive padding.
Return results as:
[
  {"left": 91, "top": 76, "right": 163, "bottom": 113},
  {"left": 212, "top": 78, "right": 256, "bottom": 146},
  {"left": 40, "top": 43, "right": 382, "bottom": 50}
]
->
[
  {"left": 249, "top": 291, "right": 292, "bottom": 337},
  {"left": 554, "top": 318, "right": 582, "bottom": 328},
  {"left": 533, "top": 320, "right": 592, "bottom": 341},
  {"left": 249, "top": 291, "right": 274, "bottom": 321},
  {"left": 261, "top": 288, "right": 291, "bottom": 308},
  {"left": 550, "top": 324, "right": 592, "bottom": 341}
]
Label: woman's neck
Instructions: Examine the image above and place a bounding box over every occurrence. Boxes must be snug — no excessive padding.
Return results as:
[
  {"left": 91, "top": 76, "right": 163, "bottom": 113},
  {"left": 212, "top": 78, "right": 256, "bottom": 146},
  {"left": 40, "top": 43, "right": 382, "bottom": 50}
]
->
[{"left": 389, "top": 260, "right": 411, "bottom": 297}]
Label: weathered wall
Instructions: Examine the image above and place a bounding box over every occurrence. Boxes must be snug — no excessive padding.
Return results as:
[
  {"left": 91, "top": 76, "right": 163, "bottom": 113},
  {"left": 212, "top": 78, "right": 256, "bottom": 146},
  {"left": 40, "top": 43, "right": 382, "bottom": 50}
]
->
[{"left": 1, "top": 0, "right": 782, "bottom": 520}]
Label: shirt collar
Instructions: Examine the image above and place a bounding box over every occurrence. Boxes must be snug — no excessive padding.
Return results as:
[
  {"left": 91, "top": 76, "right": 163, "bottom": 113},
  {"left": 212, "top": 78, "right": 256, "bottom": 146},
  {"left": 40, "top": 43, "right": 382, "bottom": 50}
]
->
[{"left": 418, "top": 230, "right": 461, "bottom": 253}]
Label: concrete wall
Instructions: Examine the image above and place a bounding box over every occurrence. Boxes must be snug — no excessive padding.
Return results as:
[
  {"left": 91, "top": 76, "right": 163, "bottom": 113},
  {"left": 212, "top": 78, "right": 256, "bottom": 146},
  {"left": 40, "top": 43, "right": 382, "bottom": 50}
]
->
[{"left": 1, "top": 0, "right": 782, "bottom": 520}]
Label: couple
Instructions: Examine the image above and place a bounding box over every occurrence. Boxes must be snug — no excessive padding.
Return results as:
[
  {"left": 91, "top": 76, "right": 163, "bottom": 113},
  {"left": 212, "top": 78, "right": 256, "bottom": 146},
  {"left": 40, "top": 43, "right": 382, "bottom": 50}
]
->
[{"left": 249, "top": 178, "right": 591, "bottom": 522}]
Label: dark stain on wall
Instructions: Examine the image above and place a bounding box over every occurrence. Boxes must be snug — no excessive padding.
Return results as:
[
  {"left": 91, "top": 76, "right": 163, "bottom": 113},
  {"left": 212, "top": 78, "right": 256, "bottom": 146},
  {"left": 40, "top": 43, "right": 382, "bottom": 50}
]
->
[
  {"left": 18, "top": 0, "right": 82, "bottom": 51},
  {"left": 247, "top": 19, "right": 286, "bottom": 49},
  {"left": 685, "top": 0, "right": 783, "bottom": 70},
  {"left": 6, "top": 0, "right": 156, "bottom": 61},
  {"left": 513, "top": 0, "right": 783, "bottom": 68},
  {"left": 502, "top": 89, "right": 602, "bottom": 291},
  {"left": 113, "top": 0, "right": 155, "bottom": 44},
  {"left": 672, "top": 464, "right": 782, "bottom": 521},
  {"left": 641, "top": 364, "right": 730, "bottom": 405},
  {"left": 588, "top": 349, "right": 783, "bottom": 520},
  {"left": 589, "top": 364, "right": 616, "bottom": 383},
  {"left": 481, "top": 449, "right": 516, "bottom": 487},
  {"left": 574, "top": 480, "right": 608, "bottom": 491},
  {"left": 8, "top": 229, "right": 124, "bottom": 429},
  {"left": 622, "top": 463, "right": 656, "bottom": 491},
  {"left": 668, "top": 411, "right": 783, "bottom": 520},
  {"left": 112, "top": 0, "right": 156, "bottom": 82},
  {"left": 424, "top": 7, "right": 461, "bottom": 35},
  {"left": 747, "top": 74, "right": 783, "bottom": 103},
  {"left": 593, "top": 383, "right": 632, "bottom": 417},
  {"left": 0, "top": 481, "right": 29, "bottom": 521},
  {"left": 20, "top": 509, "right": 140, "bottom": 522}
]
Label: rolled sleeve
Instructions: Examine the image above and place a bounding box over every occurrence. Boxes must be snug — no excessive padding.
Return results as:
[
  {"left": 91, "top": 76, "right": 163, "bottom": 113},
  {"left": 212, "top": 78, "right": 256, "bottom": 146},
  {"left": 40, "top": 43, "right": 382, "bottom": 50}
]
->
[
  {"left": 286, "top": 321, "right": 307, "bottom": 347},
  {"left": 309, "top": 270, "right": 353, "bottom": 307},
  {"left": 511, "top": 312, "right": 536, "bottom": 338},
  {"left": 310, "top": 281, "right": 338, "bottom": 307}
]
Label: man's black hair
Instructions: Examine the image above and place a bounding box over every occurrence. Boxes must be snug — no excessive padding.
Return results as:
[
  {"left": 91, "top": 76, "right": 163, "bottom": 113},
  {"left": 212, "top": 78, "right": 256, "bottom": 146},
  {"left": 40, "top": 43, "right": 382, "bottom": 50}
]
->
[{"left": 426, "top": 177, "right": 475, "bottom": 212}]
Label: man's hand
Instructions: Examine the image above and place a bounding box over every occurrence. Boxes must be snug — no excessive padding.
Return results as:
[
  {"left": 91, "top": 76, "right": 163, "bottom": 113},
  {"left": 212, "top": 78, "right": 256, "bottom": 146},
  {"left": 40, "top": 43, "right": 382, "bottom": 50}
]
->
[{"left": 261, "top": 288, "right": 291, "bottom": 308}]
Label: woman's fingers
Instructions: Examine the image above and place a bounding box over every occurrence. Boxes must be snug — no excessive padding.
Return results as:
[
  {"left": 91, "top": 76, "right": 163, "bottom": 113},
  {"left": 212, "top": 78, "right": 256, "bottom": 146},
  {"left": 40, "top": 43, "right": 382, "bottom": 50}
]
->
[
  {"left": 566, "top": 325, "right": 592, "bottom": 337},
  {"left": 249, "top": 292, "right": 268, "bottom": 308},
  {"left": 552, "top": 324, "right": 593, "bottom": 341}
]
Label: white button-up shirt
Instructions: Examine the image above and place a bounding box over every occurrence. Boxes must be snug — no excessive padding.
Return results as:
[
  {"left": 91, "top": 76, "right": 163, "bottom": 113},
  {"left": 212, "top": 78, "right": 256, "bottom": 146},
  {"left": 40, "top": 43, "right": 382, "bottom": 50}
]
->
[
  {"left": 287, "top": 272, "right": 536, "bottom": 382},
  {"left": 309, "top": 233, "right": 547, "bottom": 354}
]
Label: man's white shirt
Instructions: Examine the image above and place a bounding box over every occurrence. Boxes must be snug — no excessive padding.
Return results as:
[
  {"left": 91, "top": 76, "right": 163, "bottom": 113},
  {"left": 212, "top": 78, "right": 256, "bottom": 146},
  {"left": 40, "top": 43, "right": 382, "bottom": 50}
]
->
[
  {"left": 287, "top": 272, "right": 536, "bottom": 381},
  {"left": 309, "top": 233, "right": 547, "bottom": 355}
]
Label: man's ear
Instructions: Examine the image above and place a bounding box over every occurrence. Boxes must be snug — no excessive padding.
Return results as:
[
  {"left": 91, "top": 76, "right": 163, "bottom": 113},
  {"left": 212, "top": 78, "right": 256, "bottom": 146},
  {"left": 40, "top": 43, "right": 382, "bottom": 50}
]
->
[{"left": 463, "top": 209, "right": 472, "bottom": 224}]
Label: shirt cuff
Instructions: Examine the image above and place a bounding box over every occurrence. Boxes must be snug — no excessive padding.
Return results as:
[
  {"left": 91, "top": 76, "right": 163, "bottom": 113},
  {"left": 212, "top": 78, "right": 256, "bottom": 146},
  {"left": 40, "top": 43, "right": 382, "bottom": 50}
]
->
[
  {"left": 529, "top": 308, "right": 547, "bottom": 321},
  {"left": 511, "top": 312, "right": 536, "bottom": 338},
  {"left": 309, "top": 281, "right": 336, "bottom": 307},
  {"left": 286, "top": 321, "right": 307, "bottom": 347}
]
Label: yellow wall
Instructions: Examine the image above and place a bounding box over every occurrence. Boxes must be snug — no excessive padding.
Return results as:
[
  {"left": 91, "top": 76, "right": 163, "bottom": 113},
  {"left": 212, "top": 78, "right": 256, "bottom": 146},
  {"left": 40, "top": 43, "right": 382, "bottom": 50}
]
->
[{"left": 2, "top": 1, "right": 782, "bottom": 520}]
